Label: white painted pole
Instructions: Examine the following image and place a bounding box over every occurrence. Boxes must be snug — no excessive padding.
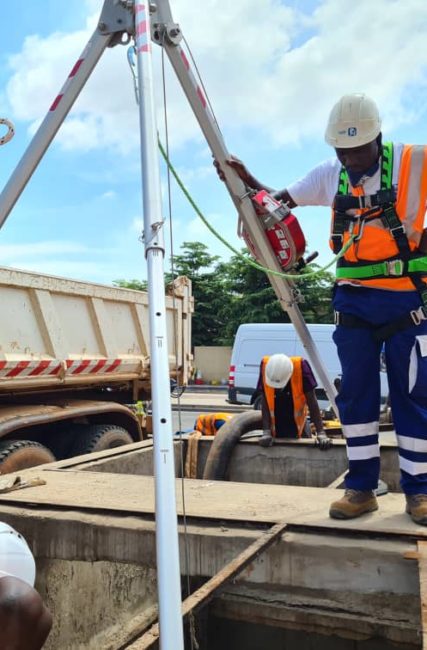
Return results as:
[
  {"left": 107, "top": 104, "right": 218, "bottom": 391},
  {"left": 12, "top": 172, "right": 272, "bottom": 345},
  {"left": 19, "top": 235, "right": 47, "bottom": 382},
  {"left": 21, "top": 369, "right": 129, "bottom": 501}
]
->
[{"left": 134, "top": 3, "right": 184, "bottom": 649}]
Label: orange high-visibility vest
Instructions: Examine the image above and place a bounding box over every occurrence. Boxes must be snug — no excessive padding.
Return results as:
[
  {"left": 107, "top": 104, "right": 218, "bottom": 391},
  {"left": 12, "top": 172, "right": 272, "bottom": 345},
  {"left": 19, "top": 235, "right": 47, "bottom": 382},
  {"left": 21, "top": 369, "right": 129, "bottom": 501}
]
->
[
  {"left": 194, "top": 412, "right": 233, "bottom": 436},
  {"left": 330, "top": 143, "right": 427, "bottom": 290},
  {"left": 261, "top": 355, "right": 308, "bottom": 438}
]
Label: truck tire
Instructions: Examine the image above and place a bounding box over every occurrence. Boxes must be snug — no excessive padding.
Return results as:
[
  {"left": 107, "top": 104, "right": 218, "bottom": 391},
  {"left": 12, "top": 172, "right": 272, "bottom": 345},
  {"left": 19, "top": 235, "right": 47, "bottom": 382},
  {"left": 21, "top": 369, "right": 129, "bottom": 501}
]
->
[
  {"left": 70, "top": 424, "right": 134, "bottom": 457},
  {"left": 0, "top": 440, "right": 56, "bottom": 474}
]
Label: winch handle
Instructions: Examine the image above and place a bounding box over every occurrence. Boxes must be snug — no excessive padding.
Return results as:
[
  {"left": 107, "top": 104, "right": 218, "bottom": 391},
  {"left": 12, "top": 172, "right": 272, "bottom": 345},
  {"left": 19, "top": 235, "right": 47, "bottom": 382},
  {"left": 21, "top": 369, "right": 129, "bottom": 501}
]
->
[{"left": 295, "top": 251, "right": 319, "bottom": 272}]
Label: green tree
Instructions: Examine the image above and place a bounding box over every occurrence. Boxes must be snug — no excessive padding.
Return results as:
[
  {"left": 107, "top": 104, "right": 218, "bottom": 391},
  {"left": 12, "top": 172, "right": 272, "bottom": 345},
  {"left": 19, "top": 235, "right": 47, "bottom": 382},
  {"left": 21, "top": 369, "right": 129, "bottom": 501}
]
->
[
  {"left": 216, "top": 250, "right": 335, "bottom": 345},
  {"left": 114, "top": 279, "right": 148, "bottom": 291},
  {"left": 169, "top": 242, "right": 227, "bottom": 346},
  {"left": 114, "top": 242, "right": 335, "bottom": 348}
]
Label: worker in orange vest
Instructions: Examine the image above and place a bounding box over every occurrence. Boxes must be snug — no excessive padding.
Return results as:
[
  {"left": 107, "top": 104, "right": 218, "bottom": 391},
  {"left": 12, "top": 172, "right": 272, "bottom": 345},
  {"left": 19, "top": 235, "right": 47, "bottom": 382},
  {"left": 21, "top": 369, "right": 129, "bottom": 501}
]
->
[
  {"left": 258, "top": 354, "right": 332, "bottom": 450},
  {"left": 194, "top": 412, "right": 233, "bottom": 436}
]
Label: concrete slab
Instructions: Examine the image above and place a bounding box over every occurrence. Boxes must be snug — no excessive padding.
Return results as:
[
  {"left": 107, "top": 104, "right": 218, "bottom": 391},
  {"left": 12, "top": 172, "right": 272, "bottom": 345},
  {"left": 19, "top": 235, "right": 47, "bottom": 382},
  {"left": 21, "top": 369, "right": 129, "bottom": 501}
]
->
[{"left": 0, "top": 467, "right": 425, "bottom": 538}]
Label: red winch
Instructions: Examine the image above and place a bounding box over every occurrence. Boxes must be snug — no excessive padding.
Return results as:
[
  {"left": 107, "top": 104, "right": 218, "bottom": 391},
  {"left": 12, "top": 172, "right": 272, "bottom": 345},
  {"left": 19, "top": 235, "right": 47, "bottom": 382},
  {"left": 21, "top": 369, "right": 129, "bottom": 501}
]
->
[{"left": 242, "top": 189, "right": 307, "bottom": 271}]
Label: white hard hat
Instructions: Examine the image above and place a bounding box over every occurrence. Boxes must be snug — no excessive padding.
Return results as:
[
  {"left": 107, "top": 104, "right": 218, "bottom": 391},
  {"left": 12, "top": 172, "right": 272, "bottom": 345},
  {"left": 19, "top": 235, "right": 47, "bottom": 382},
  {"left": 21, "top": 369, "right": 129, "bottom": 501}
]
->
[
  {"left": 325, "top": 93, "right": 381, "bottom": 148},
  {"left": 265, "top": 354, "right": 294, "bottom": 389},
  {"left": 0, "top": 523, "right": 35, "bottom": 587}
]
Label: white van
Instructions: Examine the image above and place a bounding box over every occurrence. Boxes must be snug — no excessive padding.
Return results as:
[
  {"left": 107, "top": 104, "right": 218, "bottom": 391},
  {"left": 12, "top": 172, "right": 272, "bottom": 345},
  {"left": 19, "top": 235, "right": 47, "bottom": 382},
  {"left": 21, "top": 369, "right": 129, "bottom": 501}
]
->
[{"left": 228, "top": 322, "right": 389, "bottom": 407}]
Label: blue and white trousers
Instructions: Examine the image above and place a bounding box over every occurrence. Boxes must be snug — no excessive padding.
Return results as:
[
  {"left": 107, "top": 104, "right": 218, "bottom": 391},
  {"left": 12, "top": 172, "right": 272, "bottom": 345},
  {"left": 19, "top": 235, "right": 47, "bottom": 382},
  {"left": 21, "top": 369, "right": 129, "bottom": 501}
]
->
[{"left": 333, "top": 285, "right": 427, "bottom": 495}]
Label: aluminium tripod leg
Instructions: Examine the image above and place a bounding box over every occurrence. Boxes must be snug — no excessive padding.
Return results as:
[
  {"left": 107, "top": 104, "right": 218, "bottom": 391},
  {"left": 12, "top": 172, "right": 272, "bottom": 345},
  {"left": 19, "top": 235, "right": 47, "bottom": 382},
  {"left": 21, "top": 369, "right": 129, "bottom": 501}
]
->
[{"left": 0, "top": 0, "right": 134, "bottom": 229}]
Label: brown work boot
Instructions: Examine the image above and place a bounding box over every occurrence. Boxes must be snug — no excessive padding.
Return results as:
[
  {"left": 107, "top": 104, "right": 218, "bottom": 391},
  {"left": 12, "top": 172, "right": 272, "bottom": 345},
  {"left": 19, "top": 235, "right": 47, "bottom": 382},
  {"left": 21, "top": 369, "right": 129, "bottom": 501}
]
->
[
  {"left": 406, "top": 494, "right": 427, "bottom": 525},
  {"left": 329, "top": 489, "right": 378, "bottom": 520}
]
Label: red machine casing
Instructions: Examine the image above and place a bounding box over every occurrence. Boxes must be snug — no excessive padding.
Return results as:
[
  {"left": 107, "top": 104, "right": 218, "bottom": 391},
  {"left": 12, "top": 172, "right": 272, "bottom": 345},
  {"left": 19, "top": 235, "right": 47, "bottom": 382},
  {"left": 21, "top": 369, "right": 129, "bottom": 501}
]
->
[{"left": 243, "top": 190, "right": 306, "bottom": 271}]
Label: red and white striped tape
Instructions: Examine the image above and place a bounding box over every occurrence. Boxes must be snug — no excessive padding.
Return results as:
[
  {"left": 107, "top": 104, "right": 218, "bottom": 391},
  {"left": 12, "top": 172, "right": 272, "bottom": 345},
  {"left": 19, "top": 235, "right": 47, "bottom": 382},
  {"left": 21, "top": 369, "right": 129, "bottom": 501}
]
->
[
  {"left": 0, "top": 360, "right": 62, "bottom": 379},
  {"left": 0, "top": 358, "right": 144, "bottom": 380},
  {"left": 66, "top": 359, "right": 122, "bottom": 375}
]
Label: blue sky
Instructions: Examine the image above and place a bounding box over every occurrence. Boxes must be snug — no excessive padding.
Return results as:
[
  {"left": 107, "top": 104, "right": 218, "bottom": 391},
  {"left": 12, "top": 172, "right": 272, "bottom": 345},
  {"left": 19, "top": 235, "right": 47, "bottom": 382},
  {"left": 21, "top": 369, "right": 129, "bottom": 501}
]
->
[{"left": 0, "top": 0, "right": 426, "bottom": 285}]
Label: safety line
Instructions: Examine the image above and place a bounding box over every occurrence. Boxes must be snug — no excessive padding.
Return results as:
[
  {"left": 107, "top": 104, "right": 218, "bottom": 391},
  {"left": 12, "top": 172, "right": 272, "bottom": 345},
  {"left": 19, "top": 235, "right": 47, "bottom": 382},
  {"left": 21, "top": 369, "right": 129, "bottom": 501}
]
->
[{"left": 157, "top": 139, "right": 355, "bottom": 280}]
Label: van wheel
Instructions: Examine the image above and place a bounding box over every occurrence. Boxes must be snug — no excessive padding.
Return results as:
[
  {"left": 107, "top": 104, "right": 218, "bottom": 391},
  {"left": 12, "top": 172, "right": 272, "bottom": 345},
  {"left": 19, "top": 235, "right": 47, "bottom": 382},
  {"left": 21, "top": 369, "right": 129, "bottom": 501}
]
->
[
  {"left": 253, "top": 394, "right": 262, "bottom": 410},
  {"left": 0, "top": 441, "right": 56, "bottom": 474},
  {"left": 70, "top": 425, "right": 134, "bottom": 457}
]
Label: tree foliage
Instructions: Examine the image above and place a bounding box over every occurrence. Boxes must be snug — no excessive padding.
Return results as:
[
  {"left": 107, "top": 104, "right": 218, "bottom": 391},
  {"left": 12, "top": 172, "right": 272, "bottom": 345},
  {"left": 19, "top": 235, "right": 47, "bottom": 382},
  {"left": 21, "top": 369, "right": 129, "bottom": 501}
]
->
[{"left": 115, "top": 242, "right": 335, "bottom": 346}]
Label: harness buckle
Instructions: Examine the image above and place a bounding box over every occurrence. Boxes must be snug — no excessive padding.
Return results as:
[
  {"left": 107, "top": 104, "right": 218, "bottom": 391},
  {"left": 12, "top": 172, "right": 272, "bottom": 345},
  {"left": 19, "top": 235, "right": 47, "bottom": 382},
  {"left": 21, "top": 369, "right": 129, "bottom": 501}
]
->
[
  {"left": 390, "top": 224, "right": 406, "bottom": 238},
  {"left": 410, "top": 306, "right": 427, "bottom": 326},
  {"left": 334, "top": 310, "right": 341, "bottom": 325},
  {"left": 385, "top": 259, "right": 404, "bottom": 276},
  {"left": 358, "top": 195, "right": 372, "bottom": 209}
]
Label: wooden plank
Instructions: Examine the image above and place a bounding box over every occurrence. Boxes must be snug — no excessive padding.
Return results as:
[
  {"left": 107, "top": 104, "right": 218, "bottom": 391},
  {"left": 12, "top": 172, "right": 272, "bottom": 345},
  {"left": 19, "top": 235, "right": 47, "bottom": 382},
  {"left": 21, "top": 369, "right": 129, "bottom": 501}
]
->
[
  {"left": 418, "top": 540, "right": 427, "bottom": 650},
  {"left": 125, "top": 520, "right": 288, "bottom": 649}
]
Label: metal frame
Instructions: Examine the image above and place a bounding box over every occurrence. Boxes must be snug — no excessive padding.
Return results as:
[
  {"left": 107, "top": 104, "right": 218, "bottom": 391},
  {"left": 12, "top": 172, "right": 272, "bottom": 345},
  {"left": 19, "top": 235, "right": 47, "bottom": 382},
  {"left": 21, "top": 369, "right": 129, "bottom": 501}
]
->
[
  {"left": 151, "top": 0, "right": 338, "bottom": 416},
  {"left": 0, "top": 1, "right": 340, "bottom": 647},
  {"left": 0, "top": 2, "right": 184, "bottom": 648}
]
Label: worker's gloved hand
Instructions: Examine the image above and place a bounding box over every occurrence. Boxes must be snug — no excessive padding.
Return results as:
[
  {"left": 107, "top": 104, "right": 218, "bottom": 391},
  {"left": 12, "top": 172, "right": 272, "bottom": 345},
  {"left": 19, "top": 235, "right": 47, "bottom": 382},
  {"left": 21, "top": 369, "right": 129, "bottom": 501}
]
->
[
  {"left": 259, "top": 430, "right": 274, "bottom": 447},
  {"left": 213, "top": 156, "right": 253, "bottom": 186},
  {"left": 315, "top": 431, "right": 332, "bottom": 450}
]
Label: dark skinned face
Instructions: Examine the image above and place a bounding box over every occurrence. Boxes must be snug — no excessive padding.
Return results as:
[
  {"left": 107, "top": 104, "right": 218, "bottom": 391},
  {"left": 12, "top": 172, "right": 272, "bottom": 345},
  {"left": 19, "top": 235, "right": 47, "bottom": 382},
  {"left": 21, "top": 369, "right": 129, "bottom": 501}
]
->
[{"left": 335, "top": 139, "right": 379, "bottom": 174}]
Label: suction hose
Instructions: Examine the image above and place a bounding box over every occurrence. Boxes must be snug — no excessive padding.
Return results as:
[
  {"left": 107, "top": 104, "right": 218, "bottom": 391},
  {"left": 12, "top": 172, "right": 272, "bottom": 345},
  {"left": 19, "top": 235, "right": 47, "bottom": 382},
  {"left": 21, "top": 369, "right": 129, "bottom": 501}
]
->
[{"left": 202, "top": 410, "right": 262, "bottom": 480}]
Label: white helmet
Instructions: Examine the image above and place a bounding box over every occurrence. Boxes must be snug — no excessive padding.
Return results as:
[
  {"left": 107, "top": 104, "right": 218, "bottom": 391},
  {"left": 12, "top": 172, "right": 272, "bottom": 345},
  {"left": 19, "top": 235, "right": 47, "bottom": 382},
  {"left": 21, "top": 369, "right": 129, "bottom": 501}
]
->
[
  {"left": 325, "top": 93, "right": 381, "bottom": 148},
  {"left": 0, "top": 523, "right": 36, "bottom": 587},
  {"left": 265, "top": 354, "right": 293, "bottom": 389}
]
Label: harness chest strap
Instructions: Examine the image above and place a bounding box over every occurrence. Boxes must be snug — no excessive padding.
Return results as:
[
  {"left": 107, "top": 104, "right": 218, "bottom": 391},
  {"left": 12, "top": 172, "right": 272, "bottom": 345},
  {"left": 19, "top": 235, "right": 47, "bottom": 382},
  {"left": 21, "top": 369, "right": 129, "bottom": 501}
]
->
[
  {"left": 336, "top": 256, "right": 427, "bottom": 280},
  {"left": 331, "top": 142, "right": 395, "bottom": 253}
]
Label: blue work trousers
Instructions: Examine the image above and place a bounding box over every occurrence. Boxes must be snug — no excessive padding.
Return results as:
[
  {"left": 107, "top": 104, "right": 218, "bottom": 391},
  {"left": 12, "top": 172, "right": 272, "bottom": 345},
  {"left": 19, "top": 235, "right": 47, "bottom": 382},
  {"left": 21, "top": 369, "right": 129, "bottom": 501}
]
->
[{"left": 333, "top": 285, "right": 427, "bottom": 495}]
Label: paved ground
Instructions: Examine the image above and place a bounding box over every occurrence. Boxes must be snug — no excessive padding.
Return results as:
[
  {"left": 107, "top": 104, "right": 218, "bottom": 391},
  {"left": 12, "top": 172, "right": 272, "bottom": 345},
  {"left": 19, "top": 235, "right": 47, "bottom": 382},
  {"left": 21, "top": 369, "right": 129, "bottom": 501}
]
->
[{"left": 171, "top": 388, "right": 250, "bottom": 432}]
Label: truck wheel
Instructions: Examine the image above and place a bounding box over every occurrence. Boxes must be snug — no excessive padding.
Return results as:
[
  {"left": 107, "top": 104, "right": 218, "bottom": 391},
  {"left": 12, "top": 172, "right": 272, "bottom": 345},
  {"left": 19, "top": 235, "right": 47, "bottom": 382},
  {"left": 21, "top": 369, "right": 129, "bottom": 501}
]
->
[
  {"left": 0, "top": 441, "right": 56, "bottom": 474},
  {"left": 70, "top": 424, "right": 134, "bottom": 457}
]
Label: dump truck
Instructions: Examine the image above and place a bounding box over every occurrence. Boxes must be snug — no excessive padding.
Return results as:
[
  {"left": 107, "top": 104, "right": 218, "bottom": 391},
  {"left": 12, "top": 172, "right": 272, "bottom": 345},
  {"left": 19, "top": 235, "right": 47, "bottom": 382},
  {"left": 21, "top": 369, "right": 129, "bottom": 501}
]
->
[{"left": 0, "top": 265, "right": 193, "bottom": 472}]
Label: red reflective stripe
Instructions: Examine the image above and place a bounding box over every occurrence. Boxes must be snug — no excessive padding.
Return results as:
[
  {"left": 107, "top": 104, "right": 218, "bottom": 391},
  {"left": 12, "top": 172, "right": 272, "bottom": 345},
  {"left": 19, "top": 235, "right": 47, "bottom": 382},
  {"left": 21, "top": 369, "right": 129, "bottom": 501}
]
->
[
  {"left": 136, "top": 21, "right": 147, "bottom": 36},
  {"left": 196, "top": 86, "right": 207, "bottom": 108},
  {"left": 180, "top": 50, "right": 190, "bottom": 69},
  {"left": 28, "top": 360, "right": 51, "bottom": 376},
  {"left": 0, "top": 361, "right": 6, "bottom": 371},
  {"left": 105, "top": 359, "right": 121, "bottom": 372},
  {"left": 50, "top": 95, "right": 63, "bottom": 111},
  {"left": 49, "top": 363, "right": 62, "bottom": 376},
  {"left": 69, "top": 59, "right": 83, "bottom": 78},
  {"left": 89, "top": 360, "right": 107, "bottom": 374},
  {"left": 71, "top": 360, "right": 91, "bottom": 375},
  {"left": 6, "top": 361, "right": 30, "bottom": 377}
]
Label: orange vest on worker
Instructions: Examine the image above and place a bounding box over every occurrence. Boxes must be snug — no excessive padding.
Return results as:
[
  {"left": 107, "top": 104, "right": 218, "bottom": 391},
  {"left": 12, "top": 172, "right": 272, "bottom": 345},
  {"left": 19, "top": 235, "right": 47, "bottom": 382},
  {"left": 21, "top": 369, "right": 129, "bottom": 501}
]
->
[
  {"left": 261, "top": 355, "right": 308, "bottom": 439},
  {"left": 194, "top": 412, "right": 233, "bottom": 436},
  {"left": 330, "top": 143, "right": 427, "bottom": 291}
]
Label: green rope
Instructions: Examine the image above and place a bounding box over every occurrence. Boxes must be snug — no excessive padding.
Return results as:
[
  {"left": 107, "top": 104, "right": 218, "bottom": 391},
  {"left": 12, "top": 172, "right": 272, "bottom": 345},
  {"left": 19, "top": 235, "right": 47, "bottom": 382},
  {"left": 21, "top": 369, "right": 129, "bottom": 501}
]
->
[{"left": 158, "top": 139, "right": 355, "bottom": 280}]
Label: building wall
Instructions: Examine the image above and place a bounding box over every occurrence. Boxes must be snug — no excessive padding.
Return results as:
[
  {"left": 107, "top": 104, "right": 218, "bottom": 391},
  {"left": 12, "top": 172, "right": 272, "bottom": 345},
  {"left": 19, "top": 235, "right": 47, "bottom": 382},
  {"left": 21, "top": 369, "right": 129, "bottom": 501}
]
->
[{"left": 194, "top": 346, "right": 232, "bottom": 383}]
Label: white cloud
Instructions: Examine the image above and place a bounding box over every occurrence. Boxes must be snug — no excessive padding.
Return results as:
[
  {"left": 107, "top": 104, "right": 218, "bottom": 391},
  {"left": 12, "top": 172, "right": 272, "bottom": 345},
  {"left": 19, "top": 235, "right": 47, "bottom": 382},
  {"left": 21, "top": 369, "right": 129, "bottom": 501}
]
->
[
  {"left": 0, "top": 240, "right": 91, "bottom": 259},
  {"left": 100, "top": 190, "right": 117, "bottom": 200},
  {"left": 4, "top": 0, "right": 427, "bottom": 155}
]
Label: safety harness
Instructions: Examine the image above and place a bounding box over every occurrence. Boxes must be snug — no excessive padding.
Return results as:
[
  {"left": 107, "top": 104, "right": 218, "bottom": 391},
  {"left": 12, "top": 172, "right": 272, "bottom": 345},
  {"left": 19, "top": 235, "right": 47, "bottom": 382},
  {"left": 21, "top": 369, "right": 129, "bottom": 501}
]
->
[{"left": 332, "top": 142, "right": 427, "bottom": 341}]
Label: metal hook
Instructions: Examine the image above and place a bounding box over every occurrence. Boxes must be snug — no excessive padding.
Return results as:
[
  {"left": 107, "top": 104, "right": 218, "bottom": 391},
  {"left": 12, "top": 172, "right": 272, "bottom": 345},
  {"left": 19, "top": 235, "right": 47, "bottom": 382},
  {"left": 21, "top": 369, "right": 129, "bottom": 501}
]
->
[{"left": 0, "top": 118, "right": 15, "bottom": 146}]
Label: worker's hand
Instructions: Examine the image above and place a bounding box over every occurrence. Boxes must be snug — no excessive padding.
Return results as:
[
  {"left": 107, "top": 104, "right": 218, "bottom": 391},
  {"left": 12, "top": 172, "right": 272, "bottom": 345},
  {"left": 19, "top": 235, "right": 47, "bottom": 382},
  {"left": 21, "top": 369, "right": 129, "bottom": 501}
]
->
[
  {"left": 259, "top": 430, "right": 274, "bottom": 447},
  {"left": 213, "top": 156, "right": 254, "bottom": 186},
  {"left": 315, "top": 431, "right": 332, "bottom": 450}
]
